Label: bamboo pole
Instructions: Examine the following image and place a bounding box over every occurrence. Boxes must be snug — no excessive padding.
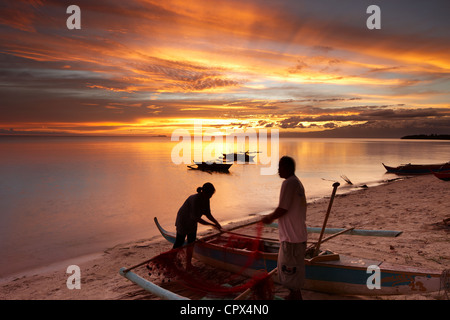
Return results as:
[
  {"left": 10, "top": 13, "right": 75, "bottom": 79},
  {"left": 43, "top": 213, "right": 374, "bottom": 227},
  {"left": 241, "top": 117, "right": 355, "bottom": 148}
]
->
[
  {"left": 313, "top": 182, "right": 340, "bottom": 257},
  {"left": 221, "top": 230, "right": 279, "bottom": 243},
  {"left": 307, "top": 227, "right": 354, "bottom": 251}
]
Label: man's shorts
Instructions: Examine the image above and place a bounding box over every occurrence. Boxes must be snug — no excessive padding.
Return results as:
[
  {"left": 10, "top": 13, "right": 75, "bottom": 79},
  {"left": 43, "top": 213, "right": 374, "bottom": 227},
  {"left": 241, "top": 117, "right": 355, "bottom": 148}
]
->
[{"left": 278, "top": 241, "right": 306, "bottom": 291}]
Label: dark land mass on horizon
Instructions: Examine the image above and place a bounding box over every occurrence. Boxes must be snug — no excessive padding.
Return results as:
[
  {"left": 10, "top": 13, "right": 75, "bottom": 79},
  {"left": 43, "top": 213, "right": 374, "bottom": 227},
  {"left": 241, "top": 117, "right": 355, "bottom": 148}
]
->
[
  {"left": 2, "top": 121, "right": 450, "bottom": 139},
  {"left": 401, "top": 134, "right": 450, "bottom": 140}
]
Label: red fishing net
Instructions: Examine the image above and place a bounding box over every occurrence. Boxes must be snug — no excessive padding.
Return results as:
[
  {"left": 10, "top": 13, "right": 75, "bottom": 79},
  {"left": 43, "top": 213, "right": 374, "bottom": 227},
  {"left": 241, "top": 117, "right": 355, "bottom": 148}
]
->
[{"left": 146, "top": 222, "right": 274, "bottom": 299}]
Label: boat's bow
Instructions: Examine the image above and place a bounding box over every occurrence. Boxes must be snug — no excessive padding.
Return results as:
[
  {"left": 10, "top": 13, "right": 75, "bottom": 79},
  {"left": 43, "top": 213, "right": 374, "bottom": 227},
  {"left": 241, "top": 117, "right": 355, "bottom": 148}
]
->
[{"left": 154, "top": 217, "right": 176, "bottom": 244}]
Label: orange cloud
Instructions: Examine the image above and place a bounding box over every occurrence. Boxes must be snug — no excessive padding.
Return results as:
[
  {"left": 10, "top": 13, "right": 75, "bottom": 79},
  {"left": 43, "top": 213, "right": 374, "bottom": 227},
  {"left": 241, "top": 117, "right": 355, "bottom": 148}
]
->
[{"left": 0, "top": 1, "right": 449, "bottom": 137}]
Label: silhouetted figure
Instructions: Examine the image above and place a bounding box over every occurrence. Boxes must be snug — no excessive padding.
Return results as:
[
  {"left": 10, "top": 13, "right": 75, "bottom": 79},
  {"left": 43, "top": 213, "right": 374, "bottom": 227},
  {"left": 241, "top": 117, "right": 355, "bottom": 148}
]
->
[
  {"left": 262, "top": 156, "right": 307, "bottom": 300},
  {"left": 173, "top": 182, "right": 222, "bottom": 267}
]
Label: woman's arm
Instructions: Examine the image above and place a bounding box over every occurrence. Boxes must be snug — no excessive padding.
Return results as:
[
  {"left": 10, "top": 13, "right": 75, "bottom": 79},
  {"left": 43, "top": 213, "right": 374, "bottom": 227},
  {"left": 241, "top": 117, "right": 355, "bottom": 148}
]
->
[{"left": 203, "top": 212, "right": 222, "bottom": 229}]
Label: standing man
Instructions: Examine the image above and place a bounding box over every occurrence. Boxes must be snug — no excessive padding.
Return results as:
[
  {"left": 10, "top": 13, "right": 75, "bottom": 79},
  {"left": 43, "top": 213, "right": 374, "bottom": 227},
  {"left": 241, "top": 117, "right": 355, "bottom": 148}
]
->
[{"left": 262, "top": 156, "right": 307, "bottom": 300}]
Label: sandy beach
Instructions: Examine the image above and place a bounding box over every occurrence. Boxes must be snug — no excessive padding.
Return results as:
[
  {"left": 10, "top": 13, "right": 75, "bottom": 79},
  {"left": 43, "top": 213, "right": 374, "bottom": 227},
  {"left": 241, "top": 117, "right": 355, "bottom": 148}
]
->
[{"left": 1, "top": 174, "right": 449, "bottom": 300}]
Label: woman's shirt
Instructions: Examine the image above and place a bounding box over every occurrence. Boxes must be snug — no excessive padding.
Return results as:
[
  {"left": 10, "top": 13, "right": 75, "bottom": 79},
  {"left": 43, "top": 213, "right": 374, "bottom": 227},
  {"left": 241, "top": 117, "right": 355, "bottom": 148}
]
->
[{"left": 175, "top": 193, "right": 211, "bottom": 234}]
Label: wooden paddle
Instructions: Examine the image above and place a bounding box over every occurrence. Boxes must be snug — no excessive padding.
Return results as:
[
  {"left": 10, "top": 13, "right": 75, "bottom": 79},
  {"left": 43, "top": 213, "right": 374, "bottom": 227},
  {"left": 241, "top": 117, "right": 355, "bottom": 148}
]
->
[{"left": 313, "top": 182, "right": 340, "bottom": 257}]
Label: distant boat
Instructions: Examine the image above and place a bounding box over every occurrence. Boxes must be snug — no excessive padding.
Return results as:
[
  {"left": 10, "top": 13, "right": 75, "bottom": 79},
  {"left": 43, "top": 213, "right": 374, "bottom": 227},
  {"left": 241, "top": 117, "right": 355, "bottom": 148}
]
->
[
  {"left": 382, "top": 162, "right": 448, "bottom": 175},
  {"left": 188, "top": 162, "right": 232, "bottom": 172},
  {"left": 222, "top": 151, "right": 255, "bottom": 163}
]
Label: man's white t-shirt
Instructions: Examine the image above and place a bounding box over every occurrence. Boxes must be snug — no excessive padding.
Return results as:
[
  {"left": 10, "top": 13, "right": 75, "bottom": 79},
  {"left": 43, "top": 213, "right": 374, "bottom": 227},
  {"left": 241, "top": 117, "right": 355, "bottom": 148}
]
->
[{"left": 278, "top": 175, "right": 307, "bottom": 243}]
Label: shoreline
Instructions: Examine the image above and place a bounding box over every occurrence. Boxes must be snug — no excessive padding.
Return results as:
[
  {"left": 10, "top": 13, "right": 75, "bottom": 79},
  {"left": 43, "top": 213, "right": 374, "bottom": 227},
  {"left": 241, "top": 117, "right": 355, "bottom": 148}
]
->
[
  {"left": 0, "top": 175, "right": 391, "bottom": 283},
  {"left": 1, "top": 174, "right": 449, "bottom": 300},
  {"left": 0, "top": 175, "right": 385, "bottom": 282}
]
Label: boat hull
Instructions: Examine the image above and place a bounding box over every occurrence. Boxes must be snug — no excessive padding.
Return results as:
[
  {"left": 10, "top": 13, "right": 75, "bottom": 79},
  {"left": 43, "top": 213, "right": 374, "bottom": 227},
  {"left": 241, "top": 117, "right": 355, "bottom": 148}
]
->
[
  {"left": 188, "top": 162, "right": 232, "bottom": 172},
  {"left": 434, "top": 171, "right": 450, "bottom": 181},
  {"left": 194, "top": 238, "right": 442, "bottom": 296},
  {"left": 383, "top": 163, "right": 446, "bottom": 175},
  {"left": 154, "top": 218, "right": 444, "bottom": 296}
]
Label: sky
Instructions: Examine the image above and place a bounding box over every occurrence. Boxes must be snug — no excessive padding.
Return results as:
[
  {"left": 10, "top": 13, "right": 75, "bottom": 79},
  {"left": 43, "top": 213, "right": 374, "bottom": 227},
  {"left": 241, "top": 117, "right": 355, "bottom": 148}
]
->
[{"left": 0, "top": 0, "right": 449, "bottom": 137}]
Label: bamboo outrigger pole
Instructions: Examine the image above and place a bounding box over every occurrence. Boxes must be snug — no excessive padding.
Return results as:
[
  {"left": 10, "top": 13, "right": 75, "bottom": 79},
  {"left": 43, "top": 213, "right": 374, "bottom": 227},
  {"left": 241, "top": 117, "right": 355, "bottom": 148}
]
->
[{"left": 313, "top": 182, "right": 340, "bottom": 257}]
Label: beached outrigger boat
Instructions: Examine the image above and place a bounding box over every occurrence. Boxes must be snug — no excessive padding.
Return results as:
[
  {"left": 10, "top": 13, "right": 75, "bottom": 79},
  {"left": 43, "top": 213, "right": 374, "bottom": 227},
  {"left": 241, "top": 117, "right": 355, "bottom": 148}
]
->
[
  {"left": 434, "top": 171, "right": 450, "bottom": 181},
  {"left": 433, "top": 163, "right": 450, "bottom": 181},
  {"left": 382, "top": 163, "right": 447, "bottom": 175},
  {"left": 187, "top": 162, "right": 232, "bottom": 172},
  {"left": 143, "top": 218, "right": 447, "bottom": 297}
]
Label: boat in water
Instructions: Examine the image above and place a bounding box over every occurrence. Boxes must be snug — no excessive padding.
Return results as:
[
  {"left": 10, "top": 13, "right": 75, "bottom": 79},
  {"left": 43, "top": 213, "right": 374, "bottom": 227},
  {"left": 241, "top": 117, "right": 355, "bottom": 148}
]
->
[
  {"left": 187, "top": 162, "right": 232, "bottom": 172},
  {"left": 221, "top": 151, "right": 256, "bottom": 163}
]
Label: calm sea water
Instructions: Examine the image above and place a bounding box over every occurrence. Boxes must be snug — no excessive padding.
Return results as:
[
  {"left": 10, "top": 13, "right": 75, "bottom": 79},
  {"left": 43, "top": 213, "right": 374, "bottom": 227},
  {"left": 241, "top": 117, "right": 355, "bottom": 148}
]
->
[{"left": 0, "top": 136, "right": 449, "bottom": 278}]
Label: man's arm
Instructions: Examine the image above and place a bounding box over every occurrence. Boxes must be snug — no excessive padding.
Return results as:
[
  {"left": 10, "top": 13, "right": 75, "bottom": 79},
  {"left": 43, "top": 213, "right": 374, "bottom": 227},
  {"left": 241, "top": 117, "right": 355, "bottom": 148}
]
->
[{"left": 261, "top": 207, "right": 288, "bottom": 224}]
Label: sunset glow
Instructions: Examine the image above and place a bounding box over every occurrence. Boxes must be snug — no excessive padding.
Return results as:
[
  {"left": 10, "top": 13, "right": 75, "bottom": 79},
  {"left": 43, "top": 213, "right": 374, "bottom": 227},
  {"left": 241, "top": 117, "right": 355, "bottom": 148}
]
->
[{"left": 1, "top": 0, "right": 449, "bottom": 137}]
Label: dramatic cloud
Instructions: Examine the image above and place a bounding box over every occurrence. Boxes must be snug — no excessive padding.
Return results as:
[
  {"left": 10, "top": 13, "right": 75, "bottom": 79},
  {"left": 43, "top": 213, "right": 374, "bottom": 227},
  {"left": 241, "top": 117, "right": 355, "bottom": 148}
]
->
[{"left": 0, "top": 0, "right": 449, "bottom": 136}]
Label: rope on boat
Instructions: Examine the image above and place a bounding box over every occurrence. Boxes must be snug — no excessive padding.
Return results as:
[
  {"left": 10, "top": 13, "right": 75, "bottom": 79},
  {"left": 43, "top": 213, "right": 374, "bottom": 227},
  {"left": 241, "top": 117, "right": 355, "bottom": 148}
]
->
[
  {"left": 440, "top": 269, "right": 450, "bottom": 299},
  {"left": 145, "top": 222, "right": 275, "bottom": 299}
]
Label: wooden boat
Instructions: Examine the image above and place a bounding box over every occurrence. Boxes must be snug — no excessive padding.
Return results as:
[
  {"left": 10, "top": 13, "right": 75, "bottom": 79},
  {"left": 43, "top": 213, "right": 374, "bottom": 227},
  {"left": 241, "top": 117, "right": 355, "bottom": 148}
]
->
[
  {"left": 187, "top": 162, "right": 232, "bottom": 172},
  {"left": 434, "top": 171, "right": 450, "bottom": 181},
  {"left": 433, "top": 163, "right": 450, "bottom": 180},
  {"left": 151, "top": 218, "right": 446, "bottom": 297},
  {"left": 383, "top": 163, "right": 447, "bottom": 175},
  {"left": 222, "top": 151, "right": 255, "bottom": 163}
]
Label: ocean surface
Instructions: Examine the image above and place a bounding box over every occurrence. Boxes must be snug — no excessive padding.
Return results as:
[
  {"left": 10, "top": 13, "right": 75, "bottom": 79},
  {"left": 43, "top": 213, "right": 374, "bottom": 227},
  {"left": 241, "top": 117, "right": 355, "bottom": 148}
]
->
[{"left": 1, "top": 136, "right": 449, "bottom": 278}]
